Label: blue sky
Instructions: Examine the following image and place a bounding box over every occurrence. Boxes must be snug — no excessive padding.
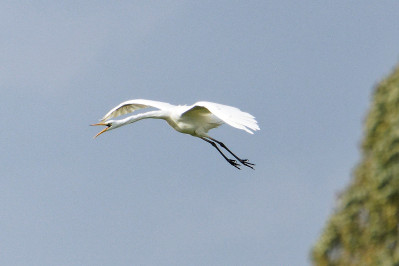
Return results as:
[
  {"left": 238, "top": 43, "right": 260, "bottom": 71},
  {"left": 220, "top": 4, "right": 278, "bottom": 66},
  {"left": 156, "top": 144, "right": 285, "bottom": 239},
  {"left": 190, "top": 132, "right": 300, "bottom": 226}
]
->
[{"left": 2, "top": 1, "right": 399, "bottom": 265}]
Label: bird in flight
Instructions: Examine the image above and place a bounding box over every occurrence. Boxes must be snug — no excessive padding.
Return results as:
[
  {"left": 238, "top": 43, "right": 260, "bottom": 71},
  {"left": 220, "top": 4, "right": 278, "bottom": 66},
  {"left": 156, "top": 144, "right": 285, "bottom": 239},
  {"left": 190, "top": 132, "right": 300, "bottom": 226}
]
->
[{"left": 92, "top": 99, "right": 259, "bottom": 169}]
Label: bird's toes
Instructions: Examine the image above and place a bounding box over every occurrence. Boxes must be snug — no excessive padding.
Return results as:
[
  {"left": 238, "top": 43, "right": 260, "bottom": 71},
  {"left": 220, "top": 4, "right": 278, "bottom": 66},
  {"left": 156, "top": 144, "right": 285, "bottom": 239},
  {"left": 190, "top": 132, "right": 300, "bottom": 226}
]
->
[
  {"left": 240, "top": 159, "right": 255, "bottom": 169},
  {"left": 240, "top": 159, "right": 254, "bottom": 165},
  {"left": 244, "top": 164, "right": 255, "bottom": 170},
  {"left": 228, "top": 159, "right": 241, "bottom": 169}
]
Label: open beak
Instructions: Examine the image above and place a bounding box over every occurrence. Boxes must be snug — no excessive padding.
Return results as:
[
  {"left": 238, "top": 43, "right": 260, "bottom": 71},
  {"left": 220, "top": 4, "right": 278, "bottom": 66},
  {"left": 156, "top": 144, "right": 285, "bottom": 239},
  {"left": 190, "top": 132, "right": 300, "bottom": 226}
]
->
[{"left": 91, "top": 122, "right": 110, "bottom": 138}]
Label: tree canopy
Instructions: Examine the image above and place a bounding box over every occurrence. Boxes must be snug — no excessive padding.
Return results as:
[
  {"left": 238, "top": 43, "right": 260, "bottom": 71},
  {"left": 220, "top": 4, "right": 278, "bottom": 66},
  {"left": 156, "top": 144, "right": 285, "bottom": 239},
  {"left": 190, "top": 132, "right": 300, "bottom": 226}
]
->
[{"left": 312, "top": 65, "right": 399, "bottom": 265}]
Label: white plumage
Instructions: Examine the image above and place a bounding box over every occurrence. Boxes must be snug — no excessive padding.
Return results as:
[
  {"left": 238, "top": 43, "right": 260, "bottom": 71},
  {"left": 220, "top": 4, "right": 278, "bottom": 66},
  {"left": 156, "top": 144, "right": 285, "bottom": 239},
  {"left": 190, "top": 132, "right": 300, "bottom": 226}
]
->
[
  {"left": 100, "top": 99, "right": 175, "bottom": 122},
  {"left": 92, "top": 99, "right": 259, "bottom": 169}
]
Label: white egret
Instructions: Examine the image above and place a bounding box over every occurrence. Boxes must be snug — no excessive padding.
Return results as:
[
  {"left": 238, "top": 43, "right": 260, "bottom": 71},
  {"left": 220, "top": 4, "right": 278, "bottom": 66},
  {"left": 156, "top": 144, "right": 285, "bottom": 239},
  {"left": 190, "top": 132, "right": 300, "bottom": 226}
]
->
[{"left": 91, "top": 99, "right": 259, "bottom": 169}]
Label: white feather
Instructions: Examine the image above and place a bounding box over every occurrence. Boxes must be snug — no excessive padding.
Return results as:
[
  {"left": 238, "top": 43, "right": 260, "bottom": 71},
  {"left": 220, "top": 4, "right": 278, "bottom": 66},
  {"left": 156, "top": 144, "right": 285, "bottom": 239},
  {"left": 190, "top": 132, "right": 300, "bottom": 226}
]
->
[
  {"left": 187, "top": 101, "right": 260, "bottom": 134},
  {"left": 101, "top": 99, "right": 174, "bottom": 122},
  {"left": 93, "top": 99, "right": 259, "bottom": 169}
]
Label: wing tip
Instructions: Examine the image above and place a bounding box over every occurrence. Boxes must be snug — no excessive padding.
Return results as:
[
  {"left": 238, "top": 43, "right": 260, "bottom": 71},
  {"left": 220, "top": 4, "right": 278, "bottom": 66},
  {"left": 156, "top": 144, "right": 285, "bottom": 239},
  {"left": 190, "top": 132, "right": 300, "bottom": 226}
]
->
[{"left": 244, "top": 125, "right": 260, "bottom": 134}]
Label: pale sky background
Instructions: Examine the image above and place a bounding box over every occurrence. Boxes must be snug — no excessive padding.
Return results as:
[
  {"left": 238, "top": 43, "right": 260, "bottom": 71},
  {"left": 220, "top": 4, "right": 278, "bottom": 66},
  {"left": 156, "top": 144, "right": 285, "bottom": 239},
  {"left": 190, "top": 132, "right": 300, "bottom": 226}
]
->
[{"left": 1, "top": 1, "right": 399, "bottom": 265}]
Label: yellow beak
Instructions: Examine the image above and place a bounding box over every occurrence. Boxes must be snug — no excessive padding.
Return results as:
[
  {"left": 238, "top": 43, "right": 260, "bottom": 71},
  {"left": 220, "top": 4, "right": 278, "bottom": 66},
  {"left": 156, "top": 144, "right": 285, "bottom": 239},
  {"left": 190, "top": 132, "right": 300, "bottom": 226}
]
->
[{"left": 91, "top": 122, "right": 110, "bottom": 138}]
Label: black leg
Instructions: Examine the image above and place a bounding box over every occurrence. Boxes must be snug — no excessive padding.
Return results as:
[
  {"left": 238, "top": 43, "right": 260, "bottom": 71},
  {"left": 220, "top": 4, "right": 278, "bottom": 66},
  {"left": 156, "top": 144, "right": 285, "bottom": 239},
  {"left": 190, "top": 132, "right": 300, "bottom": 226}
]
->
[
  {"left": 206, "top": 137, "right": 255, "bottom": 170},
  {"left": 200, "top": 137, "right": 241, "bottom": 169}
]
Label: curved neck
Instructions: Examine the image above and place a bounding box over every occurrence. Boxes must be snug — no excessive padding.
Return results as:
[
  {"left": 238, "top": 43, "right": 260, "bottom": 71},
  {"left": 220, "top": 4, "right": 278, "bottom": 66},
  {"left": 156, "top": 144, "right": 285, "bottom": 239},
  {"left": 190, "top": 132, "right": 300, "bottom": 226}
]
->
[{"left": 122, "top": 110, "right": 168, "bottom": 125}]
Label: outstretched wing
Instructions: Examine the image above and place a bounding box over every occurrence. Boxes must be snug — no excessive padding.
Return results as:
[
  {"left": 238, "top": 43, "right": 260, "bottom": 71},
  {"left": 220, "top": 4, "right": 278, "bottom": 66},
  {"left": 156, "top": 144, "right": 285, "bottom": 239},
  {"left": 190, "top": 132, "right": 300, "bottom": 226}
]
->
[
  {"left": 182, "top": 101, "right": 260, "bottom": 134},
  {"left": 100, "top": 99, "right": 175, "bottom": 122}
]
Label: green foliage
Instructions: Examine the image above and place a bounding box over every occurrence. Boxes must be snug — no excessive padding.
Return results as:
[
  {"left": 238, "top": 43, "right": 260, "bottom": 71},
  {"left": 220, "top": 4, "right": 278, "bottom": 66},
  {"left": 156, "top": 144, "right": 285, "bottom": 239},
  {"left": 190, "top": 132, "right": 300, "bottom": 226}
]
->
[{"left": 312, "top": 66, "right": 399, "bottom": 266}]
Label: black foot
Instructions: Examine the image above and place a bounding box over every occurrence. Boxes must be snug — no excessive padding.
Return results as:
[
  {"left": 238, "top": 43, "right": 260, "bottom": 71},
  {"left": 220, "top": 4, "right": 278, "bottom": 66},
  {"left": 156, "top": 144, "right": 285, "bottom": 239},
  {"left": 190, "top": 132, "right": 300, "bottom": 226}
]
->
[
  {"left": 239, "top": 159, "right": 255, "bottom": 170},
  {"left": 228, "top": 159, "right": 241, "bottom": 170}
]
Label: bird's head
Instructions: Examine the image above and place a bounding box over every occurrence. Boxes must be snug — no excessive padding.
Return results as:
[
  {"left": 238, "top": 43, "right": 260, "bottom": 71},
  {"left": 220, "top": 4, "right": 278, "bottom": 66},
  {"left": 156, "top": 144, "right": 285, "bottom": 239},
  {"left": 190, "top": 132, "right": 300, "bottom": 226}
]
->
[{"left": 91, "top": 120, "right": 120, "bottom": 138}]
